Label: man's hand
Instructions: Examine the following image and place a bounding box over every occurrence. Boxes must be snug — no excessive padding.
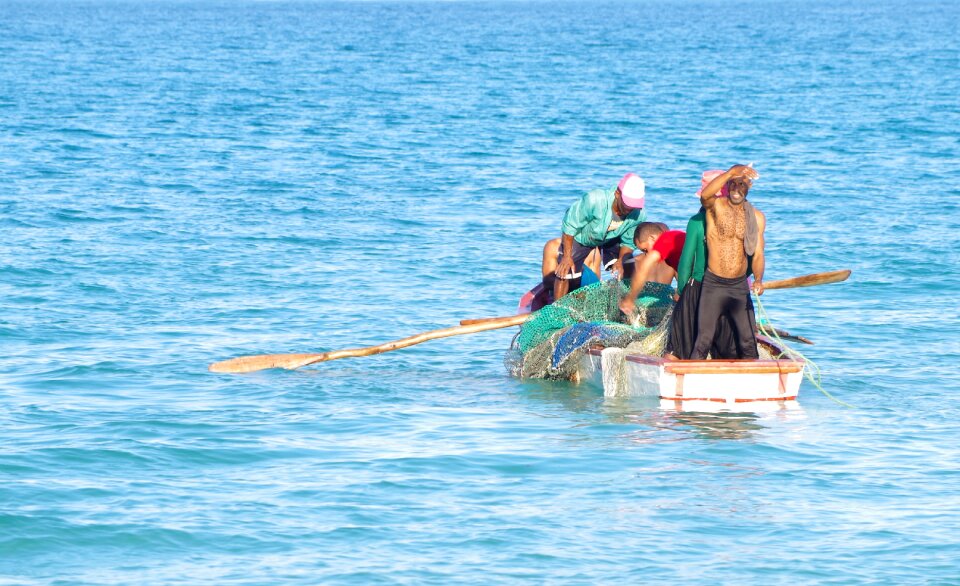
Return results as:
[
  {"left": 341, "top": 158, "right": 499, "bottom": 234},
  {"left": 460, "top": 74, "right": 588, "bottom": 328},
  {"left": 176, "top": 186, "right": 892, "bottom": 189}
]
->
[
  {"left": 728, "top": 164, "right": 759, "bottom": 181},
  {"left": 555, "top": 255, "right": 576, "bottom": 279},
  {"left": 611, "top": 260, "right": 625, "bottom": 279},
  {"left": 752, "top": 279, "right": 764, "bottom": 296},
  {"left": 619, "top": 297, "right": 636, "bottom": 316}
]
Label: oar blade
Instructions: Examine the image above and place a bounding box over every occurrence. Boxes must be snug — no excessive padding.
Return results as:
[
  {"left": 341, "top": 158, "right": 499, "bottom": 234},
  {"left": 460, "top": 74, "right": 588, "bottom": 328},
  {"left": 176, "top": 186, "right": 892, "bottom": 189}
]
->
[
  {"left": 766, "top": 325, "right": 814, "bottom": 345},
  {"left": 209, "top": 353, "right": 323, "bottom": 374},
  {"left": 764, "top": 269, "right": 851, "bottom": 291}
]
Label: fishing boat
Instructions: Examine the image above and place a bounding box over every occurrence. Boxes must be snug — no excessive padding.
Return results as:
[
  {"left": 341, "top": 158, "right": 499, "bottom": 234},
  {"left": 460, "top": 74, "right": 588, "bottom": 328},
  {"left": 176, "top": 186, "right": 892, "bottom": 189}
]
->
[{"left": 518, "top": 281, "right": 805, "bottom": 410}]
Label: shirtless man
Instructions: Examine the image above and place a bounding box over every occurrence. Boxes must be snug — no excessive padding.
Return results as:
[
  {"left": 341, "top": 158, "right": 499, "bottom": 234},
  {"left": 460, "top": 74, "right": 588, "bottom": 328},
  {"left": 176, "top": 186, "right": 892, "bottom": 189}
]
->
[{"left": 690, "top": 164, "right": 766, "bottom": 360}]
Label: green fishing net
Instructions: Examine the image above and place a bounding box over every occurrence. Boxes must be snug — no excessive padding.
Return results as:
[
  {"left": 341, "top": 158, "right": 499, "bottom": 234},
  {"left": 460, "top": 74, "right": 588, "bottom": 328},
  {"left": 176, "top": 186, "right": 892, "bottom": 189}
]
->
[{"left": 505, "top": 280, "right": 675, "bottom": 380}]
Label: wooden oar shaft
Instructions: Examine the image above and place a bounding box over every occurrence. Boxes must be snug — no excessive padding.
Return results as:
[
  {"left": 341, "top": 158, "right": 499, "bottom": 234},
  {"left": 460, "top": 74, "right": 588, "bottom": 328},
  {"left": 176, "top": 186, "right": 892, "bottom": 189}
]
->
[
  {"left": 460, "top": 269, "right": 852, "bottom": 326},
  {"left": 460, "top": 315, "right": 525, "bottom": 326},
  {"left": 211, "top": 269, "right": 849, "bottom": 374},
  {"left": 209, "top": 313, "right": 528, "bottom": 374}
]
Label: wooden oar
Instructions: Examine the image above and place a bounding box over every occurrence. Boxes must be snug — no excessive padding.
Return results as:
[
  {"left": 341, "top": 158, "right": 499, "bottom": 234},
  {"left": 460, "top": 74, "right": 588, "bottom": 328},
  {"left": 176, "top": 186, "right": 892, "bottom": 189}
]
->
[
  {"left": 210, "top": 269, "right": 848, "bottom": 374},
  {"left": 459, "top": 269, "right": 851, "bottom": 326},
  {"left": 209, "top": 314, "right": 529, "bottom": 374}
]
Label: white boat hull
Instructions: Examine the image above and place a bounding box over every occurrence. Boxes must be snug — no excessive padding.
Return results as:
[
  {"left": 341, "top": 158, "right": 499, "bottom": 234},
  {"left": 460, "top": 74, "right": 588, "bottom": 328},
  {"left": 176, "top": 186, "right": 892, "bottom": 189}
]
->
[{"left": 579, "top": 337, "right": 804, "bottom": 411}]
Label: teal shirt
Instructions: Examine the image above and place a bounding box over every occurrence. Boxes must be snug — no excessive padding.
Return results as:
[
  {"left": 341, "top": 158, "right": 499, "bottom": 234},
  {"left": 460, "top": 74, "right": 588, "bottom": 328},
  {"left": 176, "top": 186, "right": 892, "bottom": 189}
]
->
[
  {"left": 676, "top": 210, "right": 706, "bottom": 295},
  {"left": 561, "top": 186, "right": 646, "bottom": 249}
]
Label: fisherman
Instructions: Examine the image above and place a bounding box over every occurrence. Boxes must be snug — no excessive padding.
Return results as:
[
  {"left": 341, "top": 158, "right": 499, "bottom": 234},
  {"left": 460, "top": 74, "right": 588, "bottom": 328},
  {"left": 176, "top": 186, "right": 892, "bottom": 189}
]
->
[
  {"left": 617, "top": 222, "right": 683, "bottom": 317},
  {"left": 690, "top": 164, "right": 766, "bottom": 360},
  {"left": 666, "top": 171, "right": 753, "bottom": 359},
  {"left": 542, "top": 173, "right": 647, "bottom": 300}
]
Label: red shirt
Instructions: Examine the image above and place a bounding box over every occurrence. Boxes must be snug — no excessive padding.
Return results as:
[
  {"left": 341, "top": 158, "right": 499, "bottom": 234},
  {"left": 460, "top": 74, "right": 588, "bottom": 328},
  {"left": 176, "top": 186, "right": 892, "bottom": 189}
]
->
[{"left": 652, "top": 230, "right": 686, "bottom": 270}]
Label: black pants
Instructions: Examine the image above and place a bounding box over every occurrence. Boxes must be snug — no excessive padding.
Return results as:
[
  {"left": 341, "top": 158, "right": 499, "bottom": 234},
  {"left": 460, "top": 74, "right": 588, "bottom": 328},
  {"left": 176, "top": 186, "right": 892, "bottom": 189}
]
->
[
  {"left": 690, "top": 270, "right": 758, "bottom": 360},
  {"left": 667, "top": 279, "right": 744, "bottom": 360}
]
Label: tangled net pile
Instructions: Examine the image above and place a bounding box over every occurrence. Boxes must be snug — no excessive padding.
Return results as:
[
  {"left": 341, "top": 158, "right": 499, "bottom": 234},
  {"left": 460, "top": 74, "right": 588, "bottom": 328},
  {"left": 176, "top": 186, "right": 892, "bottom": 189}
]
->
[{"left": 505, "top": 280, "right": 675, "bottom": 380}]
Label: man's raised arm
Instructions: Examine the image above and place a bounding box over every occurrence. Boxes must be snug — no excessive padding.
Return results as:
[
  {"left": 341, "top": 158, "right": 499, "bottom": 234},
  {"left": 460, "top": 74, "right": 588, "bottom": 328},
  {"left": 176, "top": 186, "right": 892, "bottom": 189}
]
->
[{"left": 699, "top": 164, "right": 759, "bottom": 208}]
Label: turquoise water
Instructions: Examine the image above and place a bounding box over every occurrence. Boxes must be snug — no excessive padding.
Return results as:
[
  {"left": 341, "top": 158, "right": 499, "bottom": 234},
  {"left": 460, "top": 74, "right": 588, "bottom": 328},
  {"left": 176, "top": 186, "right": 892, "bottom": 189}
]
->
[{"left": 2, "top": 0, "right": 960, "bottom": 583}]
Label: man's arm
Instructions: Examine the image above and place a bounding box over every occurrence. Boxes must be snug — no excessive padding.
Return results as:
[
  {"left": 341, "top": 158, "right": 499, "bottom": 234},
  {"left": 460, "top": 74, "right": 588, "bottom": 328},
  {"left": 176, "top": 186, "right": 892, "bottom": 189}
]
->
[
  {"left": 611, "top": 245, "right": 633, "bottom": 279},
  {"left": 618, "top": 250, "right": 662, "bottom": 315},
  {"left": 555, "top": 233, "right": 577, "bottom": 278},
  {"left": 699, "top": 164, "right": 758, "bottom": 208},
  {"left": 613, "top": 211, "right": 646, "bottom": 278},
  {"left": 555, "top": 192, "right": 593, "bottom": 278},
  {"left": 751, "top": 210, "right": 766, "bottom": 295}
]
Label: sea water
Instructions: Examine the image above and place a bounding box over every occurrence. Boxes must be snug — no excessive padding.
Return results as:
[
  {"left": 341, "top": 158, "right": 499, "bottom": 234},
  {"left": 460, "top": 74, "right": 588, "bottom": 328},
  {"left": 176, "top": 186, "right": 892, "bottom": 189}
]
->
[{"left": 1, "top": 0, "right": 959, "bottom": 583}]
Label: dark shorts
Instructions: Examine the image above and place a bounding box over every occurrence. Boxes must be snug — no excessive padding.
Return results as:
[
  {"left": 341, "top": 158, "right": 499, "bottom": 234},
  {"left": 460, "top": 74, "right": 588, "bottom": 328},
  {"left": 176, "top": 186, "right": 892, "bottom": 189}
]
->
[
  {"left": 542, "top": 239, "right": 633, "bottom": 295},
  {"left": 557, "top": 239, "right": 622, "bottom": 276}
]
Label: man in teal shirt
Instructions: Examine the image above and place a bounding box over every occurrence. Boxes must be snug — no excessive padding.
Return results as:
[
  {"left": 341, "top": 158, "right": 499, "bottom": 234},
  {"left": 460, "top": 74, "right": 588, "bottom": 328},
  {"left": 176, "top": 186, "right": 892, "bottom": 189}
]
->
[{"left": 543, "top": 173, "right": 647, "bottom": 299}]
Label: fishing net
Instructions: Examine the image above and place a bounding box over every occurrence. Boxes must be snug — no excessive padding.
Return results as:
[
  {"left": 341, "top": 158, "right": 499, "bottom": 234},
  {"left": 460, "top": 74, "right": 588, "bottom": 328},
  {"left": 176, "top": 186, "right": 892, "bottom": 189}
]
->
[{"left": 505, "top": 280, "right": 675, "bottom": 380}]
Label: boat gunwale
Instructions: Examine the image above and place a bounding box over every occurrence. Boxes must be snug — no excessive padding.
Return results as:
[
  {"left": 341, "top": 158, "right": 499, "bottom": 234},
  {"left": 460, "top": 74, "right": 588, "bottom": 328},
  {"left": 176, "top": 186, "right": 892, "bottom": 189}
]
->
[{"left": 585, "top": 336, "right": 804, "bottom": 375}]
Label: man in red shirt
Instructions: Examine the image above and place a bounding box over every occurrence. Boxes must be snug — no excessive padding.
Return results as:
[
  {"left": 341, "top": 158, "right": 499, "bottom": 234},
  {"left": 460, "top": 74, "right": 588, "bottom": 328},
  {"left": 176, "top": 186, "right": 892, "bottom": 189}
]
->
[{"left": 618, "top": 222, "right": 684, "bottom": 316}]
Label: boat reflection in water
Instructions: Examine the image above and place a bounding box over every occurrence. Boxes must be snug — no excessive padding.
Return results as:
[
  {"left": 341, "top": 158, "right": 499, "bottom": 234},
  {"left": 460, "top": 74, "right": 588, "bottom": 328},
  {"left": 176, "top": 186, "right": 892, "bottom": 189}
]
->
[
  {"left": 657, "top": 410, "right": 767, "bottom": 441},
  {"left": 518, "top": 375, "right": 806, "bottom": 444}
]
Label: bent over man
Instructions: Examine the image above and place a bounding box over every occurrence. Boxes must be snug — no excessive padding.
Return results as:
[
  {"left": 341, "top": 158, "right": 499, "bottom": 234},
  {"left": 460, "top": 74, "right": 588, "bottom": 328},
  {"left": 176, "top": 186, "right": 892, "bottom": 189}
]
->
[
  {"left": 542, "top": 173, "right": 647, "bottom": 300},
  {"left": 618, "top": 222, "right": 682, "bottom": 316},
  {"left": 690, "top": 164, "right": 766, "bottom": 360}
]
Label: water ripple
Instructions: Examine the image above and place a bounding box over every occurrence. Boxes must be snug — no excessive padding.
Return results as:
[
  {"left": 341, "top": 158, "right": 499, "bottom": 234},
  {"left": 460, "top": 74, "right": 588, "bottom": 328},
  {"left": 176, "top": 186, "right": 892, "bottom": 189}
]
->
[{"left": 1, "top": 0, "right": 959, "bottom": 584}]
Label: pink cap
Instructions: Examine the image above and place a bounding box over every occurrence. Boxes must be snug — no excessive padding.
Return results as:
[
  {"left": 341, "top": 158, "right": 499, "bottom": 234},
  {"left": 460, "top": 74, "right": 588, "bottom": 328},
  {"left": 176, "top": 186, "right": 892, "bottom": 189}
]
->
[
  {"left": 696, "top": 169, "right": 728, "bottom": 197},
  {"left": 617, "top": 173, "right": 645, "bottom": 209}
]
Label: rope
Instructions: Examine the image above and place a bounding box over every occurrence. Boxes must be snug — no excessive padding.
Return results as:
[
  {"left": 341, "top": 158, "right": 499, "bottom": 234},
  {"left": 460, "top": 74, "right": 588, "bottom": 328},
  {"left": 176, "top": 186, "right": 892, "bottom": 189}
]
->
[{"left": 752, "top": 292, "right": 856, "bottom": 409}]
